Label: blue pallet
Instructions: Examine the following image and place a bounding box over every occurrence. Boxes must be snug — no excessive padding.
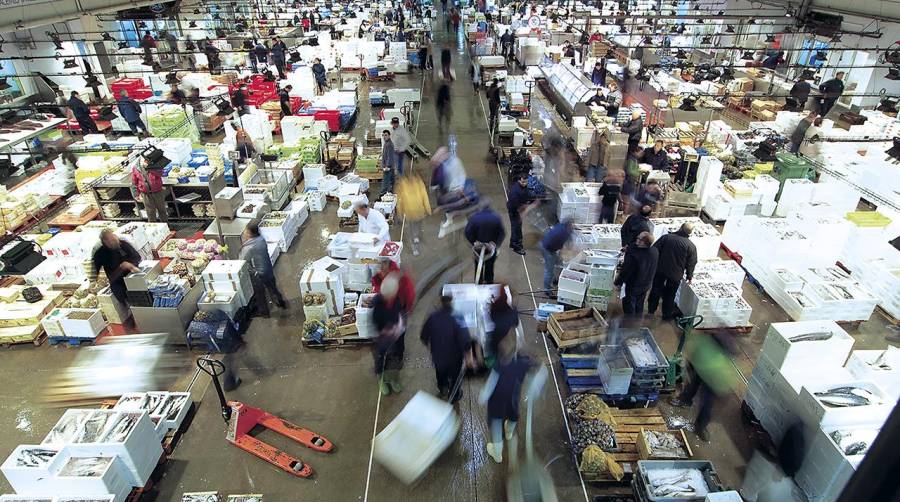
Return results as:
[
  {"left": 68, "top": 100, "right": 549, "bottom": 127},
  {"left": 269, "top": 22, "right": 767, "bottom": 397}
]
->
[{"left": 48, "top": 336, "right": 98, "bottom": 347}]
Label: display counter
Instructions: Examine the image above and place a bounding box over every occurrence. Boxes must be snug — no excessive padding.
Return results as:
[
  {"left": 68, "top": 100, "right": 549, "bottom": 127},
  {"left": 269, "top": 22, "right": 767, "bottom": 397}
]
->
[{"left": 130, "top": 281, "right": 203, "bottom": 344}]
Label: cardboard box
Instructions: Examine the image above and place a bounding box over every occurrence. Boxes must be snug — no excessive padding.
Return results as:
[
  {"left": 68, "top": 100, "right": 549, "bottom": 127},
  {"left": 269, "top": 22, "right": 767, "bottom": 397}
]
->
[
  {"left": 299, "top": 268, "right": 345, "bottom": 316},
  {"left": 201, "top": 260, "right": 250, "bottom": 283}
]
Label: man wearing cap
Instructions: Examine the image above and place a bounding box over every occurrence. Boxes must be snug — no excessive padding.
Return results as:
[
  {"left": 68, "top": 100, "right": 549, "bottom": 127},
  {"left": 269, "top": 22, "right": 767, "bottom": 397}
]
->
[{"left": 355, "top": 199, "right": 391, "bottom": 242}]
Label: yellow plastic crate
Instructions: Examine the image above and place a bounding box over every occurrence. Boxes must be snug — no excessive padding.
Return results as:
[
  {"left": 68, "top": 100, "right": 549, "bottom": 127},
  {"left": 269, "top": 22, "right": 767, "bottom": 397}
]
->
[{"left": 845, "top": 211, "right": 892, "bottom": 228}]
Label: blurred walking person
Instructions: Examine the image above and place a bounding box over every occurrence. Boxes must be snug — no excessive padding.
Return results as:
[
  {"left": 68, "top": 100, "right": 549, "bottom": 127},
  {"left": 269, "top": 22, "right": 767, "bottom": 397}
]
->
[
  {"left": 669, "top": 330, "right": 739, "bottom": 441},
  {"left": 436, "top": 79, "right": 452, "bottom": 135},
  {"left": 506, "top": 174, "right": 536, "bottom": 256},
  {"left": 240, "top": 222, "right": 287, "bottom": 317},
  {"left": 372, "top": 267, "right": 416, "bottom": 396},
  {"left": 396, "top": 171, "right": 431, "bottom": 256},
  {"left": 486, "top": 286, "right": 518, "bottom": 368},
  {"left": 614, "top": 231, "right": 658, "bottom": 315},
  {"left": 486, "top": 78, "right": 502, "bottom": 135},
  {"left": 421, "top": 294, "right": 473, "bottom": 403},
  {"left": 480, "top": 335, "right": 533, "bottom": 463},
  {"left": 597, "top": 170, "right": 622, "bottom": 223},
  {"left": 620, "top": 202, "right": 652, "bottom": 248},
  {"left": 648, "top": 222, "right": 697, "bottom": 319},
  {"left": 539, "top": 219, "right": 573, "bottom": 292}
]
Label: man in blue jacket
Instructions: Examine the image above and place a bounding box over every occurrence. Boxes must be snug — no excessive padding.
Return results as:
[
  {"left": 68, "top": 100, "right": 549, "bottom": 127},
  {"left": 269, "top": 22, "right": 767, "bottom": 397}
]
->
[
  {"left": 539, "top": 219, "right": 573, "bottom": 292},
  {"left": 465, "top": 204, "right": 505, "bottom": 284},
  {"left": 271, "top": 37, "right": 287, "bottom": 79},
  {"left": 506, "top": 174, "right": 535, "bottom": 255},
  {"left": 421, "top": 294, "right": 473, "bottom": 402},
  {"left": 116, "top": 90, "right": 147, "bottom": 136},
  {"left": 239, "top": 221, "right": 287, "bottom": 317}
]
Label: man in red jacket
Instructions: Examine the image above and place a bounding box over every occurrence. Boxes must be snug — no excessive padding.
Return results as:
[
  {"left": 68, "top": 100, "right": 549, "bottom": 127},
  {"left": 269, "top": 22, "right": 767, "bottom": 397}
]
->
[
  {"left": 131, "top": 159, "right": 168, "bottom": 222},
  {"left": 371, "top": 259, "right": 415, "bottom": 315}
]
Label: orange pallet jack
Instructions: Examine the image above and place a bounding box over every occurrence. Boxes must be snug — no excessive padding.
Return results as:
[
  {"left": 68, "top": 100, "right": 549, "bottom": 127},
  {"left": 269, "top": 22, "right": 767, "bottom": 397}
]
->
[{"left": 197, "top": 357, "right": 334, "bottom": 477}]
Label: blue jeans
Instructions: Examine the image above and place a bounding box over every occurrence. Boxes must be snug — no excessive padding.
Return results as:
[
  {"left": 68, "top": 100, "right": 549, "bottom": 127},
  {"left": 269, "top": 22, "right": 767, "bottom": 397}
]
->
[
  {"left": 381, "top": 168, "right": 395, "bottom": 196},
  {"left": 540, "top": 243, "right": 560, "bottom": 291},
  {"left": 586, "top": 165, "right": 605, "bottom": 182},
  {"left": 395, "top": 151, "right": 406, "bottom": 175}
]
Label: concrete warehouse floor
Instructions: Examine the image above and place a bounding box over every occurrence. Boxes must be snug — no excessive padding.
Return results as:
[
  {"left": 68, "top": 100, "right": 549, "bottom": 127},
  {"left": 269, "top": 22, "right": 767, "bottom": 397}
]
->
[{"left": 0, "top": 14, "right": 896, "bottom": 502}]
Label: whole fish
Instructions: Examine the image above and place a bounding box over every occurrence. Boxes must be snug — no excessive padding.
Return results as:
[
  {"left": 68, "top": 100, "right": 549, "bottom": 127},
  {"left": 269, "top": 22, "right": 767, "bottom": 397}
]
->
[
  {"left": 788, "top": 331, "right": 833, "bottom": 343},
  {"left": 844, "top": 441, "right": 868, "bottom": 456},
  {"left": 814, "top": 387, "right": 875, "bottom": 407}
]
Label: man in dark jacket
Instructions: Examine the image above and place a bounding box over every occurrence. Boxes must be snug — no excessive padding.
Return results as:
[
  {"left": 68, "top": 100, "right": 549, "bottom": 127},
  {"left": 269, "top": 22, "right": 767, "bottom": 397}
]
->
[
  {"left": 621, "top": 203, "right": 652, "bottom": 247},
  {"left": 506, "top": 174, "right": 534, "bottom": 255},
  {"left": 231, "top": 86, "right": 248, "bottom": 115},
  {"left": 615, "top": 231, "right": 659, "bottom": 315},
  {"left": 818, "top": 71, "right": 844, "bottom": 117},
  {"left": 67, "top": 91, "right": 99, "bottom": 134},
  {"left": 421, "top": 295, "right": 473, "bottom": 402},
  {"left": 240, "top": 222, "right": 287, "bottom": 317},
  {"left": 500, "top": 30, "right": 513, "bottom": 58},
  {"left": 648, "top": 222, "right": 698, "bottom": 319},
  {"left": 116, "top": 90, "right": 147, "bottom": 136},
  {"left": 487, "top": 78, "right": 502, "bottom": 135},
  {"left": 465, "top": 204, "right": 506, "bottom": 284},
  {"left": 271, "top": 37, "right": 288, "bottom": 79},
  {"left": 622, "top": 109, "right": 643, "bottom": 150},
  {"left": 789, "top": 112, "right": 817, "bottom": 153},
  {"left": 643, "top": 140, "right": 668, "bottom": 171},
  {"left": 254, "top": 41, "right": 269, "bottom": 70},
  {"left": 312, "top": 58, "right": 327, "bottom": 94},
  {"left": 539, "top": 219, "right": 573, "bottom": 291},
  {"left": 789, "top": 76, "right": 811, "bottom": 111},
  {"left": 279, "top": 85, "right": 293, "bottom": 116},
  {"left": 93, "top": 229, "right": 141, "bottom": 305}
]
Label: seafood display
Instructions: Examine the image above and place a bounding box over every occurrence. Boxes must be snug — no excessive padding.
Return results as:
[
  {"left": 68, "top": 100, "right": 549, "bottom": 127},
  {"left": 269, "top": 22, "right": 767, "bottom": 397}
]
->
[
  {"left": 44, "top": 411, "right": 92, "bottom": 444},
  {"left": 182, "top": 493, "right": 220, "bottom": 502},
  {"left": 645, "top": 468, "right": 709, "bottom": 498},
  {"left": 642, "top": 430, "right": 689, "bottom": 459},
  {"left": 58, "top": 456, "right": 111, "bottom": 477},
  {"left": 73, "top": 411, "right": 117, "bottom": 443},
  {"left": 625, "top": 338, "right": 660, "bottom": 368},
  {"left": 226, "top": 496, "right": 264, "bottom": 502},
  {"left": 14, "top": 448, "right": 58, "bottom": 467},
  {"left": 103, "top": 413, "right": 139, "bottom": 443},
  {"left": 813, "top": 386, "right": 880, "bottom": 408},
  {"left": 788, "top": 331, "right": 834, "bottom": 343},
  {"left": 829, "top": 428, "right": 880, "bottom": 457}
]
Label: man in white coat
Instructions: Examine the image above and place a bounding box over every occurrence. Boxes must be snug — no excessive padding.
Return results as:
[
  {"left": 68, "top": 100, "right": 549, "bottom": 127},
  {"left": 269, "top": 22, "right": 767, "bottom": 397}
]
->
[{"left": 355, "top": 199, "right": 391, "bottom": 242}]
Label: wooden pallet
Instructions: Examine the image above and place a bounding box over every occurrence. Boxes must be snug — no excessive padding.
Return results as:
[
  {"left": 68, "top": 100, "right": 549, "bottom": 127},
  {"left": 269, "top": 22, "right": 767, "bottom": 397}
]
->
[
  {"left": 48, "top": 336, "right": 100, "bottom": 347},
  {"left": 548, "top": 328, "right": 606, "bottom": 349},
  {"left": 581, "top": 407, "right": 670, "bottom": 483},
  {"left": 0, "top": 332, "right": 47, "bottom": 348},
  {"left": 876, "top": 305, "right": 899, "bottom": 326}
]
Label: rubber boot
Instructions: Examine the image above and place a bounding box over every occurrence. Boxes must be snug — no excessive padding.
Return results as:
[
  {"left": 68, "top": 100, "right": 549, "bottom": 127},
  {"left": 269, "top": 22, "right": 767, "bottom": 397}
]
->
[
  {"left": 386, "top": 369, "right": 402, "bottom": 393},
  {"left": 379, "top": 377, "right": 391, "bottom": 396},
  {"left": 486, "top": 441, "right": 503, "bottom": 463},
  {"left": 504, "top": 420, "right": 516, "bottom": 441}
]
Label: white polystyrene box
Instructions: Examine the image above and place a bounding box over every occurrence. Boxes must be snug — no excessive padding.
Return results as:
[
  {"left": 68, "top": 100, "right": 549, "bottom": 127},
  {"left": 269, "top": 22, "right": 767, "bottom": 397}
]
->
[
  {"left": 200, "top": 260, "right": 250, "bottom": 283},
  {"left": 798, "top": 380, "right": 894, "bottom": 428},
  {"left": 46, "top": 449, "right": 132, "bottom": 501},
  {"left": 1, "top": 445, "right": 61, "bottom": 494},
  {"left": 761, "top": 321, "right": 854, "bottom": 371},
  {"left": 845, "top": 349, "right": 900, "bottom": 400}
]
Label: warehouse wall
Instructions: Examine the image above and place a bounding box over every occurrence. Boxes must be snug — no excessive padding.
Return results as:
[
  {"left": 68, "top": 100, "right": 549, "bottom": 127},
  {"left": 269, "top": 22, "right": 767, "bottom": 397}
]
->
[{"left": 0, "top": 0, "right": 165, "bottom": 33}]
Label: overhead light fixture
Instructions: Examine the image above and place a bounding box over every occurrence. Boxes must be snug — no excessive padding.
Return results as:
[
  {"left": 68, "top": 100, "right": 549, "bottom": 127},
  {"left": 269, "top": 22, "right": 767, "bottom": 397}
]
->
[
  {"left": 102, "top": 33, "right": 114, "bottom": 42},
  {"left": 63, "top": 58, "right": 78, "bottom": 69},
  {"left": 142, "top": 146, "right": 171, "bottom": 171},
  {"left": 642, "top": 36, "right": 652, "bottom": 45},
  {"left": 831, "top": 33, "right": 842, "bottom": 42},
  {"left": 118, "top": 41, "right": 128, "bottom": 49},
  {"left": 765, "top": 34, "right": 776, "bottom": 42},
  {"left": 189, "top": 21, "right": 197, "bottom": 28},
  {"left": 741, "top": 51, "right": 755, "bottom": 60},
  {"left": 268, "top": 28, "right": 276, "bottom": 36},
  {"left": 0, "top": 78, "right": 10, "bottom": 91},
  {"left": 618, "top": 25, "right": 627, "bottom": 34},
  {"left": 726, "top": 25, "right": 735, "bottom": 33},
  {"left": 165, "top": 72, "right": 180, "bottom": 85},
  {"left": 214, "top": 97, "right": 234, "bottom": 116},
  {"left": 675, "top": 49, "right": 688, "bottom": 59},
  {"left": 138, "top": 21, "right": 147, "bottom": 29},
  {"left": 289, "top": 50, "right": 301, "bottom": 63},
  {"left": 748, "top": 18, "right": 756, "bottom": 25},
  {"left": 701, "top": 36, "right": 712, "bottom": 45},
  {"left": 816, "top": 50, "right": 828, "bottom": 61},
  {"left": 84, "top": 73, "right": 101, "bottom": 87},
  {"left": 886, "top": 68, "right": 900, "bottom": 81}
]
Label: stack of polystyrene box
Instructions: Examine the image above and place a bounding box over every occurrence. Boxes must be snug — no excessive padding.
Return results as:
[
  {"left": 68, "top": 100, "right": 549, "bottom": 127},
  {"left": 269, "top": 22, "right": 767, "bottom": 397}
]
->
[
  {"left": 796, "top": 425, "right": 882, "bottom": 502},
  {"left": 303, "top": 164, "right": 326, "bottom": 189},
  {"left": 745, "top": 321, "right": 855, "bottom": 442},
  {"left": 648, "top": 217, "right": 721, "bottom": 260},
  {"left": 299, "top": 266, "right": 345, "bottom": 316},
  {"left": 39, "top": 409, "right": 163, "bottom": 489},
  {"left": 306, "top": 190, "right": 327, "bottom": 212},
  {"left": 259, "top": 211, "right": 302, "bottom": 252},
  {"left": 591, "top": 224, "right": 622, "bottom": 250},
  {"left": 798, "top": 266, "right": 878, "bottom": 322},
  {"left": 691, "top": 259, "right": 745, "bottom": 286},
  {"left": 556, "top": 268, "right": 587, "bottom": 307},
  {"left": 357, "top": 293, "right": 377, "bottom": 338},
  {"left": 676, "top": 281, "right": 751, "bottom": 328},
  {"left": 57, "top": 308, "right": 108, "bottom": 340},
  {"left": 113, "top": 392, "right": 192, "bottom": 442},
  {"left": 558, "top": 183, "right": 601, "bottom": 224},
  {"left": 844, "top": 348, "right": 900, "bottom": 400},
  {"left": 200, "top": 260, "right": 254, "bottom": 313},
  {"left": 775, "top": 178, "right": 815, "bottom": 217}
]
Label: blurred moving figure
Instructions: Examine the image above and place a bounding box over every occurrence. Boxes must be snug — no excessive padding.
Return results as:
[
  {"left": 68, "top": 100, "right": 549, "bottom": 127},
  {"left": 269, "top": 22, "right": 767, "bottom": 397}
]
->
[
  {"left": 620, "top": 203, "right": 653, "bottom": 248},
  {"left": 480, "top": 334, "right": 533, "bottom": 463},
  {"left": 396, "top": 171, "right": 432, "bottom": 256},
  {"left": 486, "top": 285, "right": 518, "bottom": 368},
  {"left": 597, "top": 171, "right": 623, "bottom": 223},
  {"left": 240, "top": 221, "right": 287, "bottom": 317},
  {"left": 648, "top": 222, "right": 698, "bottom": 319},
  {"left": 614, "top": 231, "right": 658, "bottom": 316},
  {"left": 539, "top": 219, "right": 574, "bottom": 292},
  {"left": 669, "top": 330, "right": 739, "bottom": 441},
  {"left": 506, "top": 174, "right": 536, "bottom": 256},
  {"left": 421, "top": 294, "right": 473, "bottom": 403},
  {"left": 92, "top": 229, "right": 140, "bottom": 305},
  {"left": 372, "top": 268, "right": 416, "bottom": 396}
]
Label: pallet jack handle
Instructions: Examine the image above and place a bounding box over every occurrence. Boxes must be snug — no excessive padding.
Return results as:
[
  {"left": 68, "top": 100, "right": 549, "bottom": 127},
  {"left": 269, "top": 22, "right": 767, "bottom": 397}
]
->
[
  {"left": 674, "top": 315, "right": 704, "bottom": 354},
  {"left": 197, "top": 356, "right": 232, "bottom": 423}
]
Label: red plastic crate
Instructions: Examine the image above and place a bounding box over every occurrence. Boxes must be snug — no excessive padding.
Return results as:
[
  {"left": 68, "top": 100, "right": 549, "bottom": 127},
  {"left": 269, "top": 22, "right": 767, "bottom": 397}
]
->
[{"left": 314, "top": 110, "right": 341, "bottom": 131}]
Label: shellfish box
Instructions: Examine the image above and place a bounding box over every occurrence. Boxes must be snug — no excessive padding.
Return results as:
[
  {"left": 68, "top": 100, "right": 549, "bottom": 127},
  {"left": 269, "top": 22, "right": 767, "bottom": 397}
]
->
[
  {"left": 58, "top": 308, "right": 107, "bottom": 339},
  {"left": 798, "top": 380, "right": 893, "bottom": 428}
]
